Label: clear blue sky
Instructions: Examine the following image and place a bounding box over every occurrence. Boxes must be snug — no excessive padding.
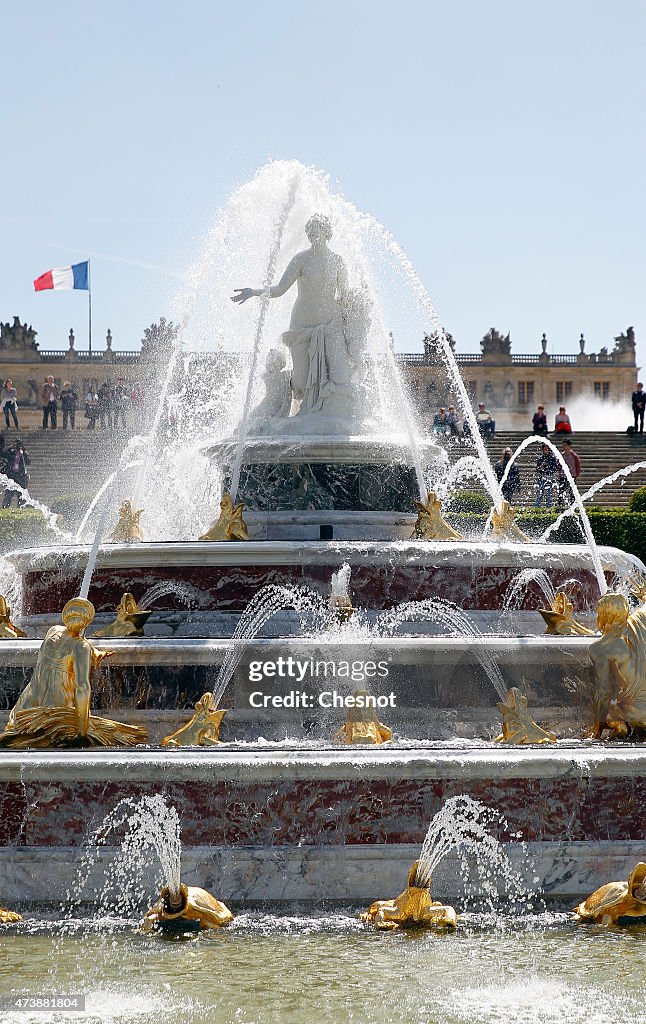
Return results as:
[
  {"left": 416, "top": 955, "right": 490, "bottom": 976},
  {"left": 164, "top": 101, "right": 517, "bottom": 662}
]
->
[{"left": 2, "top": 0, "right": 645, "bottom": 365}]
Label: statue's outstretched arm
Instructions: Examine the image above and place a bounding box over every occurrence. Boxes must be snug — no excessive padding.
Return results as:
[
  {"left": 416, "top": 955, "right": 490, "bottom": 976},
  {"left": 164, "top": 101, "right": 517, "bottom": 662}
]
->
[{"left": 232, "top": 255, "right": 301, "bottom": 304}]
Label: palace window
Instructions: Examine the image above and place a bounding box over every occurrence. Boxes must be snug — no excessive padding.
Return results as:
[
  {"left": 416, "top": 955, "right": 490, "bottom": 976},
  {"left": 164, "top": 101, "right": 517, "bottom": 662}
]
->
[
  {"left": 518, "top": 381, "right": 535, "bottom": 405},
  {"left": 556, "top": 381, "right": 572, "bottom": 403},
  {"left": 593, "top": 381, "right": 610, "bottom": 400}
]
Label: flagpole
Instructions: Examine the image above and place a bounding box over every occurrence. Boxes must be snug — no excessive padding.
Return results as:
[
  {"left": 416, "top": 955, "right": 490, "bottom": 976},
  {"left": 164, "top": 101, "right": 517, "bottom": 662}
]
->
[{"left": 88, "top": 260, "right": 92, "bottom": 356}]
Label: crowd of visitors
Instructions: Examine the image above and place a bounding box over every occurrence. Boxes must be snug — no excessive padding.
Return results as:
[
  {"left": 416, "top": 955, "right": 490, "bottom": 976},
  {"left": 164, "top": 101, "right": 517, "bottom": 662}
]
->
[{"left": 0, "top": 377, "right": 147, "bottom": 432}]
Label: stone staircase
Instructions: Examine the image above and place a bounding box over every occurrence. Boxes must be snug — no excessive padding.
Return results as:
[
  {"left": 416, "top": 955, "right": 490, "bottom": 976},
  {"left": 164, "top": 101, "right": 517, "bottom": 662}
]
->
[
  {"left": 3, "top": 428, "right": 646, "bottom": 516},
  {"left": 1, "top": 427, "right": 130, "bottom": 513},
  {"left": 444, "top": 430, "right": 646, "bottom": 507}
]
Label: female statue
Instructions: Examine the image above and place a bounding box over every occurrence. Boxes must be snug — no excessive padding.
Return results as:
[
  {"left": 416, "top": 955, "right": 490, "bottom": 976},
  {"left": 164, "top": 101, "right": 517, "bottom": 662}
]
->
[
  {"left": 0, "top": 598, "right": 146, "bottom": 748},
  {"left": 233, "top": 215, "right": 363, "bottom": 423},
  {"left": 589, "top": 594, "right": 646, "bottom": 740}
]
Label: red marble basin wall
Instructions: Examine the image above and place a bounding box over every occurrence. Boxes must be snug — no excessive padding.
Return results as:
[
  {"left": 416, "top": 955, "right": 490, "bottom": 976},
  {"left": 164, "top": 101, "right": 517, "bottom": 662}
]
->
[
  {"left": 22, "top": 565, "right": 602, "bottom": 616},
  {"left": 0, "top": 775, "right": 640, "bottom": 848}
]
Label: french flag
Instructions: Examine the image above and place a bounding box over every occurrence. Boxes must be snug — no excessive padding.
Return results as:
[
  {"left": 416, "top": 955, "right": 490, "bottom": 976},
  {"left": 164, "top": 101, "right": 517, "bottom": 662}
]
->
[{"left": 34, "top": 261, "right": 89, "bottom": 292}]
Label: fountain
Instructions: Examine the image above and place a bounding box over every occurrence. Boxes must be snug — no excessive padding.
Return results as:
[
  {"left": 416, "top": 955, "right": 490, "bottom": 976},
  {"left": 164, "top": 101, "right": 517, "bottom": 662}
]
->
[{"left": 0, "top": 159, "right": 644, "bottom": 923}]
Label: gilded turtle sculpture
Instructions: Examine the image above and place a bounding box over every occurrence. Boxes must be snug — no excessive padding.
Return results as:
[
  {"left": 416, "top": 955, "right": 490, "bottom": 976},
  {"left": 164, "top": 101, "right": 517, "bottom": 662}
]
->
[
  {"left": 360, "top": 861, "right": 457, "bottom": 930},
  {"left": 574, "top": 862, "right": 646, "bottom": 925},
  {"left": 0, "top": 906, "right": 22, "bottom": 924}
]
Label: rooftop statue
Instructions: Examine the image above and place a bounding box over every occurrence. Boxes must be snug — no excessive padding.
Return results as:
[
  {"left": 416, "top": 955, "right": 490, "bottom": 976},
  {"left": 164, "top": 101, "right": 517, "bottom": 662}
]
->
[
  {"left": 232, "top": 214, "right": 369, "bottom": 434},
  {"left": 589, "top": 594, "right": 646, "bottom": 741},
  {"left": 480, "top": 327, "right": 511, "bottom": 357},
  {"left": 0, "top": 598, "right": 147, "bottom": 749}
]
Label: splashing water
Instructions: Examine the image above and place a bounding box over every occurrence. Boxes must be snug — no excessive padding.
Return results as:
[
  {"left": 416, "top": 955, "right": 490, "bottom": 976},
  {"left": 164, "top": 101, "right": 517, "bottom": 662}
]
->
[
  {"left": 229, "top": 172, "right": 299, "bottom": 501},
  {"left": 501, "top": 569, "right": 557, "bottom": 614},
  {"left": 330, "top": 562, "right": 352, "bottom": 602},
  {"left": 492, "top": 435, "right": 606, "bottom": 593},
  {"left": 541, "top": 459, "right": 646, "bottom": 543},
  {"left": 378, "top": 597, "right": 507, "bottom": 699},
  {"left": 139, "top": 580, "right": 198, "bottom": 609},
  {"left": 209, "top": 583, "right": 330, "bottom": 709},
  {"left": 414, "top": 795, "right": 534, "bottom": 911},
  {"left": 0, "top": 472, "right": 70, "bottom": 541},
  {"left": 68, "top": 796, "right": 182, "bottom": 925}
]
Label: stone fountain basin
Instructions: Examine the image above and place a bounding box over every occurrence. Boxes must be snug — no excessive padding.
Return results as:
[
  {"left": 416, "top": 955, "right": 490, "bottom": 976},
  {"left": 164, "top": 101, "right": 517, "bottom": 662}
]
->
[
  {"left": 0, "top": 745, "right": 643, "bottom": 904},
  {"left": 7, "top": 541, "right": 641, "bottom": 616}
]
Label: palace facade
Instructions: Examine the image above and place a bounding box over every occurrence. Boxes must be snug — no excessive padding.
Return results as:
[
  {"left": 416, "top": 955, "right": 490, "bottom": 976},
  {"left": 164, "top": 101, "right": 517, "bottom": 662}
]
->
[{"left": 0, "top": 317, "right": 638, "bottom": 431}]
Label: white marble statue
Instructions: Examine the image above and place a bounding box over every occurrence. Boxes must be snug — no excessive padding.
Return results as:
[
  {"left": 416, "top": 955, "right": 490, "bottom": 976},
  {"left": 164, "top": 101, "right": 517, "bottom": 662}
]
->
[{"left": 232, "top": 215, "right": 369, "bottom": 434}]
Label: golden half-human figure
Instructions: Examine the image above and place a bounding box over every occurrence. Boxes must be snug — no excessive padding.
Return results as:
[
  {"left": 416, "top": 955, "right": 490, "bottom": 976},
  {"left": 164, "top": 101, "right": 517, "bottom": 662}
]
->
[
  {"left": 142, "top": 883, "right": 234, "bottom": 932},
  {"left": 0, "top": 598, "right": 147, "bottom": 749},
  {"left": 589, "top": 594, "right": 646, "bottom": 741},
  {"left": 361, "top": 862, "right": 457, "bottom": 930}
]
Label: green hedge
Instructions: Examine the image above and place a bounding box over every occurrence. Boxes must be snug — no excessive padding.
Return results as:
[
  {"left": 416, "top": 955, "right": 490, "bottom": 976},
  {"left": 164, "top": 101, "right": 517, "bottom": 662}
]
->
[
  {"left": 629, "top": 487, "right": 646, "bottom": 513},
  {"left": 0, "top": 508, "right": 53, "bottom": 552},
  {"left": 447, "top": 508, "right": 646, "bottom": 564}
]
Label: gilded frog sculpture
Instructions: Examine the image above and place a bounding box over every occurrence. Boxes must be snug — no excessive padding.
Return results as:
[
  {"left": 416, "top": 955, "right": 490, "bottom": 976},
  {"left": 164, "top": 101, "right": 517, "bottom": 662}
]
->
[
  {"left": 412, "top": 492, "right": 462, "bottom": 541},
  {"left": 495, "top": 686, "right": 556, "bottom": 745},
  {"left": 333, "top": 691, "right": 392, "bottom": 745},
  {"left": 539, "top": 592, "right": 595, "bottom": 636},
  {"left": 94, "top": 592, "right": 152, "bottom": 638},
  {"left": 589, "top": 594, "right": 646, "bottom": 741},
  {"left": 108, "top": 501, "right": 144, "bottom": 543},
  {"left": 0, "top": 596, "right": 27, "bottom": 639},
  {"left": 199, "top": 493, "right": 249, "bottom": 542},
  {"left": 161, "top": 693, "right": 227, "bottom": 747}
]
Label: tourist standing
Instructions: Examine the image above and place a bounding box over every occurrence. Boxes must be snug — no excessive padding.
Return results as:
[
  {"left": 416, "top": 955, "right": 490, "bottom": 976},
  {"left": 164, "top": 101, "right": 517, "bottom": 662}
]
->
[
  {"left": 534, "top": 443, "right": 558, "bottom": 507},
  {"left": 0, "top": 379, "right": 19, "bottom": 430},
  {"left": 40, "top": 376, "right": 58, "bottom": 430},
  {"left": 558, "top": 438, "right": 581, "bottom": 506},
  {"left": 632, "top": 382, "right": 646, "bottom": 434},
  {"left": 85, "top": 385, "right": 98, "bottom": 429},
  {"left": 433, "top": 407, "right": 449, "bottom": 435},
  {"left": 2, "top": 439, "right": 30, "bottom": 507},
  {"left": 97, "top": 381, "right": 113, "bottom": 429},
  {"left": 494, "top": 447, "right": 521, "bottom": 504},
  {"left": 476, "top": 403, "right": 495, "bottom": 437},
  {"left": 446, "top": 405, "right": 460, "bottom": 436},
  {"left": 554, "top": 406, "right": 572, "bottom": 434},
  {"left": 60, "top": 381, "right": 78, "bottom": 430},
  {"left": 532, "top": 405, "right": 548, "bottom": 436},
  {"left": 112, "top": 378, "right": 128, "bottom": 429}
]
